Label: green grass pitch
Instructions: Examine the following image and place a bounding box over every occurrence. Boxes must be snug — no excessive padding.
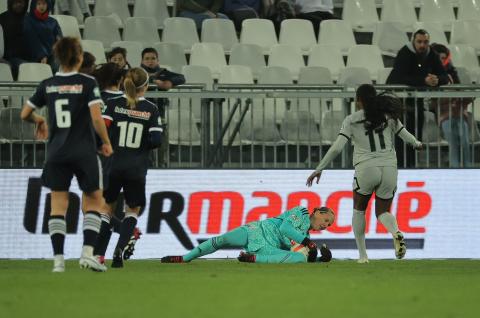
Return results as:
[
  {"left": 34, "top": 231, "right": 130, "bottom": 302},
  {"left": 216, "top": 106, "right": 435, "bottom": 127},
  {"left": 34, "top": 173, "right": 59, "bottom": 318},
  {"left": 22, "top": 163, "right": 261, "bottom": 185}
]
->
[{"left": 1, "top": 259, "right": 479, "bottom": 318}]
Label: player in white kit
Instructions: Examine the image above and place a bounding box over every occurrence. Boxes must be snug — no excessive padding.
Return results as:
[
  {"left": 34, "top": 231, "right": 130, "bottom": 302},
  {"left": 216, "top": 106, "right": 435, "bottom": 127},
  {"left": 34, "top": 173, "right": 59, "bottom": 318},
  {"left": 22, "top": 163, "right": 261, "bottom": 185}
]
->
[{"left": 306, "top": 84, "right": 422, "bottom": 263}]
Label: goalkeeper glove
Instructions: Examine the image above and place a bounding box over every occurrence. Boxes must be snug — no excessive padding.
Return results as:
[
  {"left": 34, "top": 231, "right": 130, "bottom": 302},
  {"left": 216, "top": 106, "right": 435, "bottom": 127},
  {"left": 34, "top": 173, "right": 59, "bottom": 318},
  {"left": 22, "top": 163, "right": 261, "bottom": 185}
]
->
[
  {"left": 301, "top": 238, "right": 318, "bottom": 262},
  {"left": 317, "top": 244, "right": 332, "bottom": 262}
]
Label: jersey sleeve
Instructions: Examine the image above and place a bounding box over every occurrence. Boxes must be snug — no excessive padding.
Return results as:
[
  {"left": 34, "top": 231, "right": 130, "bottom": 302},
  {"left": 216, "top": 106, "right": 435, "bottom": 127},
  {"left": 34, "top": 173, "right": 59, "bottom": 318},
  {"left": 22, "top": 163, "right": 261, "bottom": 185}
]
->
[
  {"left": 279, "top": 207, "right": 310, "bottom": 243},
  {"left": 395, "top": 119, "right": 421, "bottom": 147},
  {"left": 148, "top": 105, "right": 163, "bottom": 133},
  {"left": 102, "top": 100, "right": 115, "bottom": 122},
  {"left": 86, "top": 79, "right": 104, "bottom": 107},
  {"left": 27, "top": 81, "right": 47, "bottom": 109},
  {"left": 339, "top": 115, "right": 353, "bottom": 140}
]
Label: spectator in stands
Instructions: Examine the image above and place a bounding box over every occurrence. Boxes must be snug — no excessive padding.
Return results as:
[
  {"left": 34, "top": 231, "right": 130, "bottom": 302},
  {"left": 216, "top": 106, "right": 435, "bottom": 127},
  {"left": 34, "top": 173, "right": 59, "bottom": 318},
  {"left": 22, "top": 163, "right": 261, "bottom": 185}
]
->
[
  {"left": 56, "top": 0, "right": 90, "bottom": 21},
  {"left": 294, "top": 0, "right": 337, "bottom": 37},
  {"left": 24, "top": 0, "right": 62, "bottom": 72},
  {"left": 0, "top": 0, "right": 29, "bottom": 80},
  {"left": 177, "top": 0, "right": 229, "bottom": 29},
  {"left": 79, "top": 51, "right": 96, "bottom": 75},
  {"left": 108, "top": 47, "right": 131, "bottom": 70},
  {"left": 141, "top": 47, "right": 186, "bottom": 166},
  {"left": 430, "top": 43, "right": 472, "bottom": 168},
  {"left": 386, "top": 29, "right": 449, "bottom": 167},
  {"left": 222, "top": 0, "right": 260, "bottom": 31}
]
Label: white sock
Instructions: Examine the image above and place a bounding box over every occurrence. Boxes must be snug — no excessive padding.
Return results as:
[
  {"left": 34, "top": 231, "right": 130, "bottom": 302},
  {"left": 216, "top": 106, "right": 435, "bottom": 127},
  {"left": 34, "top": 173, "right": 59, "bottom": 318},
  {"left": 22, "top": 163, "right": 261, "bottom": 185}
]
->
[
  {"left": 54, "top": 254, "right": 64, "bottom": 264},
  {"left": 82, "top": 245, "right": 94, "bottom": 257},
  {"left": 378, "top": 212, "right": 399, "bottom": 235},
  {"left": 352, "top": 209, "right": 368, "bottom": 259}
]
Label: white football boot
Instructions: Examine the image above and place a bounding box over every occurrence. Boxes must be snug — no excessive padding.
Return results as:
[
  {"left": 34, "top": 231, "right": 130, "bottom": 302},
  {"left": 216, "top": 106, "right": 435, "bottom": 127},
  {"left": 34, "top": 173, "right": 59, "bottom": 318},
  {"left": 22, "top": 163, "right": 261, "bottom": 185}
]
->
[
  {"left": 52, "top": 255, "right": 65, "bottom": 273},
  {"left": 79, "top": 255, "right": 107, "bottom": 272}
]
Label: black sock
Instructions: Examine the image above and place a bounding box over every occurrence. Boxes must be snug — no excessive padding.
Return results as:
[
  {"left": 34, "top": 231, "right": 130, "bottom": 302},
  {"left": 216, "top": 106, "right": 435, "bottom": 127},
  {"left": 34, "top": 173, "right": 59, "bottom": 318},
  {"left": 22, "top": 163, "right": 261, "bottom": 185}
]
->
[
  {"left": 111, "top": 215, "right": 122, "bottom": 233},
  {"left": 48, "top": 215, "right": 66, "bottom": 255},
  {"left": 116, "top": 214, "right": 138, "bottom": 251},
  {"left": 94, "top": 214, "right": 113, "bottom": 256},
  {"left": 83, "top": 211, "right": 101, "bottom": 247}
]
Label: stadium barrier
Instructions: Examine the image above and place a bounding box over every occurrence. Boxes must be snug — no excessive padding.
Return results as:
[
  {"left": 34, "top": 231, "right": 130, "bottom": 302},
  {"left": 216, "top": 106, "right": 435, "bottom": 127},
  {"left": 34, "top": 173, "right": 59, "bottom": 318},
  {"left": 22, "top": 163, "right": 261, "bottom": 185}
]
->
[
  {"left": 1, "top": 168, "right": 479, "bottom": 259},
  {"left": 1, "top": 82, "right": 480, "bottom": 168}
]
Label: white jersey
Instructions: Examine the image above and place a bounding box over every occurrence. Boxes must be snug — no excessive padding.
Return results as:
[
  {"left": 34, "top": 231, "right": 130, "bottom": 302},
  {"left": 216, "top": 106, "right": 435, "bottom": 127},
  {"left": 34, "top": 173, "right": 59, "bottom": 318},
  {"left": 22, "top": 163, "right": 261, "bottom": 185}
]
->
[{"left": 339, "top": 110, "right": 403, "bottom": 168}]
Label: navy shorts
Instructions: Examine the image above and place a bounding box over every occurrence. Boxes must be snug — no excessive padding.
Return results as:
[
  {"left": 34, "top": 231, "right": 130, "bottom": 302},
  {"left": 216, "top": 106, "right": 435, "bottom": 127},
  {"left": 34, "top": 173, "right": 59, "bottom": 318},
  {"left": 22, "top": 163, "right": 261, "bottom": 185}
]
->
[{"left": 103, "top": 173, "right": 146, "bottom": 208}]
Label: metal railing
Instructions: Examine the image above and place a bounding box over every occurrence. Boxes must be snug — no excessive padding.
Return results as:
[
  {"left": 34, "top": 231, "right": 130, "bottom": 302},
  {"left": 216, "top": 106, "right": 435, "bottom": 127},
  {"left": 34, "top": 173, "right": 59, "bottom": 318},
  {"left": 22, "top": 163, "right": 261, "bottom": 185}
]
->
[{"left": 2, "top": 82, "right": 480, "bottom": 169}]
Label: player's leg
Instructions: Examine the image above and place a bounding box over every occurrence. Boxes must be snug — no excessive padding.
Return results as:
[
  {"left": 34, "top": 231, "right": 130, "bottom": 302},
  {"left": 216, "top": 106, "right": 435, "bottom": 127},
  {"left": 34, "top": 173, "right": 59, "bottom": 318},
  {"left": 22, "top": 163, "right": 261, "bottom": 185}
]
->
[
  {"left": 110, "top": 177, "right": 145, "bottom": 268},
  {"left": 352, "top": 167, "right": 380, "bottom": 263},
  {"left": 162, "top": 227, "right": 249, "bottom": 263},
  {"left": 76, "top": 155, "right": 107, "bottom": 271},
  {"left": 375, "top": 166, "right": 405, "bottom": 259},
  {"left": 41, "top": 161, "right": 73, "bottom": 272}
]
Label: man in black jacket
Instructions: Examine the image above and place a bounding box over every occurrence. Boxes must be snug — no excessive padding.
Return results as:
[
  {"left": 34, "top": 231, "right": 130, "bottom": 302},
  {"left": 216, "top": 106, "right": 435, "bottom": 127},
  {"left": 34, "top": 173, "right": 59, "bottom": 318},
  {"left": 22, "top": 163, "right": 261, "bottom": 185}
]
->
[
  {"left": 386, "top": 29, "right": 449, "bottom": 167},
  {"left": 0, "top": 0, "right": 28, "bottom": 79}
]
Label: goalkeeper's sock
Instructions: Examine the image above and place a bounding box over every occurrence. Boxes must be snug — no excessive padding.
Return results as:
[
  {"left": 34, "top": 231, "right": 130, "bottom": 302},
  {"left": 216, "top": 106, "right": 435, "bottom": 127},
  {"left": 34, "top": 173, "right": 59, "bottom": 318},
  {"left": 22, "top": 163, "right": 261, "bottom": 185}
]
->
[
  {"left": 255, "top": 252, "right": 306, "bottom": 264},
  {"left": 352, "top": 209, "right": 368, "bottom": 260},
  {"left": 48, "top": 215, "right": 66, "bottom": 256},
  {"left": 94, "top": 214, "right": 112, "bottom": 257},
  {"left": 183, "top": 237, "right": 222, "bottom": 262},
  {"left": 378, "top": 212, "right": 399, "bottom": 235},
  {"left": 115, "top": 213, "right": 138, "bottom": 252}
]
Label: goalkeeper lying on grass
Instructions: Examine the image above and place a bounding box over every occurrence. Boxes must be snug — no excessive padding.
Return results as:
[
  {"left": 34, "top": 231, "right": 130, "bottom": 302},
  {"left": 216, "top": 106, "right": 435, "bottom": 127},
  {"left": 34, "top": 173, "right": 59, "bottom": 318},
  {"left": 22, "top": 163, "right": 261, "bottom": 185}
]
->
[{"left": 161, "top": 206, "right": 334, "bottom": 264}]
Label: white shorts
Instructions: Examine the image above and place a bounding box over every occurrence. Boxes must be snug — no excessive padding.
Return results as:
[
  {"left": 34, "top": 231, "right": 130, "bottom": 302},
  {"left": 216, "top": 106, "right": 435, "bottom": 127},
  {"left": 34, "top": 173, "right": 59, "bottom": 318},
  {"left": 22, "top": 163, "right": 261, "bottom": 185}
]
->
[{"left": 353, "top": 166, "right": 398, "bottom": 200}]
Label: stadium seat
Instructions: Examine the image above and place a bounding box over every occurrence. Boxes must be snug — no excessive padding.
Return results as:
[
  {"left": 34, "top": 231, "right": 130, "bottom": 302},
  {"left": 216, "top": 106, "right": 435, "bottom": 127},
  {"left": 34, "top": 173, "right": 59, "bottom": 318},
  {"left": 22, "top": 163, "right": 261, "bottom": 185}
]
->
[
  {"left": 279, "top": 19, "right": 317, "bottom": 53},
  {"left": 133, "top": 0, "right": 170, "bottom": 29},
  {"left": 83, "top": 16, "right": 121, "bottom": 50},
  {"left": 167, "top": 108, "right": 202, "bottom": 146},
  {"left": 450, "top": 20, "right": 480, "bottom": 53},
  {"left": 381, "top": 0, "right": 417, "bottom": 30},
  {"left": 162, "top": 17, "right": 199, "bottom": 53},
  {"left": 456, "top": 66, "right": 473, "bottom": 84},
  {"left": 240, "top": 19, "right": 278, "bottom": 54},
  {"left": 50, "top": 15, "right": 81, "bottom": 38},
  {"left": 448, "top": 45, "right": 480, "bottom": 79},
  {"left": 123, "top": 17, "right": 160, "bottom": 47},
  {"left": 189, "top": 43, "right": 227, "bottom": 79},
  {"left": 0, "top": 63, "right": 12, "bottom": 81},
  {"left": 259, "top": 66, "right": 293, "bottom": 84},
  {"left": 18, "top": 63, "right": 52, "bottom": 82},
  {"left": 280, "top": 111, "right": 321, "bottom": 144},
  {"left": 94, "top": 0, "right": 130, "bottom": 25},
  {"left": 153, "top": 42, "right": 187, "bottom": 73},
  {"left": 0, "top": 108, "right": 35, "bottom": 141},
  {"left": 201, "top": 19, "right": 238, "bottom": 53},
  {"left": 229, "top": 43, "right": 266, "bottom": 80},
  {"left": 413, "top": 22, "right": 449, "bottom": 45},
  {"left": 346, "top": 45, "right": 384, "bottom": 81},
  {"left": 337, "top": 67, "right": 372, "bottom": 87},
  {"left": 376, "top": 67, "right": 393, "bottom": 84},
  {"left": 342, "top": 0, "right": 379, "bottom": 32},
  {"left": 372, "top": 22, "right": 409, "bottom": 57},
  {"left": 307, "top": 45, "right": 345, "bottom": 81},
  {"left": 457, "top": 0, "right": 480, "bottom": 21},
  {"left": 298, "top": 66, "right": 333, "bottom": 84},
  {"left": 81, "top": 40, "right": 107, "bottom": 64},
  {"left": 321, "top": 110, "right": 345, "bottom": 144},
  {"left": 419, "top": 0, "right": 456, "bottom": 31},
  {"left": 219, "top": 65, "right": 254, "bottom": 84},
  {"left": 268, "top": 44, "right": 305, "bottom": 80},
  {"left": 318, "top": 20, "right": 356, "bottom": 55},
  {"left": 422, "top": 111, "right": 444, "bottom": 146},
  {"left": 110, "top": 41, "right": 143, "bottom": 67},
  {"left": 175, "top": 65, "right": 213, "bottom": 120},
  {"left": 53, "top": 0, "right": 90, "bottom": 24}
]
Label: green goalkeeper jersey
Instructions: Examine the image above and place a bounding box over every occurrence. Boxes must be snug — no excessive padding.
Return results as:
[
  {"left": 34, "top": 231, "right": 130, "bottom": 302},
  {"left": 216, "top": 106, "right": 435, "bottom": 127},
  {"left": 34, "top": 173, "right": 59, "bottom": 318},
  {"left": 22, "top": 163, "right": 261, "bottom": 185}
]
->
[{"left": 242, "top": 206, "right": 311, "bottom": 253}]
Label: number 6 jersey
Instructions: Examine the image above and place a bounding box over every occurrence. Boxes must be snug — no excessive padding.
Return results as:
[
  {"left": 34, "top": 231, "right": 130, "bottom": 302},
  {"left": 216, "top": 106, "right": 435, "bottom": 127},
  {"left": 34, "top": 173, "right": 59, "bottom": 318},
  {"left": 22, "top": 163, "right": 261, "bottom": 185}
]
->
[
  {"left": 102, "top": 95, "right": 162, "bottom": 178},
  {"left": 27, "top": 72, "right": 103, "bottom": 162}
]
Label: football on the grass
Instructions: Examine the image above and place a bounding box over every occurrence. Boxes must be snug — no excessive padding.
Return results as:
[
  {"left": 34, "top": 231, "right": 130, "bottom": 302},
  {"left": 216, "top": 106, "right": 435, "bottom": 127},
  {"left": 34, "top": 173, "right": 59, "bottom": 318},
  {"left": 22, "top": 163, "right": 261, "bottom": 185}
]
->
[{"left": 290, "top": 242, "right": 309, "bottom": 257}]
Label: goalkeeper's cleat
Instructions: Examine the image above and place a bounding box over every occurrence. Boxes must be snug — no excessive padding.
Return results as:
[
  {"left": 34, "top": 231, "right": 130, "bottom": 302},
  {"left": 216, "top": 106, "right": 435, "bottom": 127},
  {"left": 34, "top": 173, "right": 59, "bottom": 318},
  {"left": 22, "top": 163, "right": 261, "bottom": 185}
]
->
[
  {"left": 394, "top": 231, "right": 406, "bottom": 259},
  {"left": 52, "top": 255, "right": 65, "bottom": 273},
  {"left": 237, "top": 252, "right": 256, "bottom": 263},
  {"left": 161, "top": 256, "right": 185, "bottom": 263},
  {"left": 111, "top": 248, "right": 124, "bottom": 268},
  {"left": 357, "top": 257, "right": 369, "bottom": 264},
  {"left": 79, "top": 255, "right": 107, "bottom": 272},
  {"left": 123, "top": 227, "right": 142, "bottom": 260}
]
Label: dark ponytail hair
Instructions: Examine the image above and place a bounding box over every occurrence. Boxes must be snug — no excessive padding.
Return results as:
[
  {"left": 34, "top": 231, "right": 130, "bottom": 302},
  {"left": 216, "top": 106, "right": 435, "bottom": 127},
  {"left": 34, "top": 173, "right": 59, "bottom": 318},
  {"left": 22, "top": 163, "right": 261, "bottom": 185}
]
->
[
  {"left": 356, "top": 84, "right": 404, "bottom": 130},
  {"left": 92, "top": 62, "right": 125, "bottom": 91},
  {"left": 53, "top": 37, "right": 83, "bottom": 69}
]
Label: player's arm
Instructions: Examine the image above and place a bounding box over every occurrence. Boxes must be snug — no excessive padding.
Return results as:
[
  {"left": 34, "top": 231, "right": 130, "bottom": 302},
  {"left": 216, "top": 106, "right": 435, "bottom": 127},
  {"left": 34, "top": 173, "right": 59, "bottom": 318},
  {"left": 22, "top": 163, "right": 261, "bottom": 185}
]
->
[
  {"left": 90, "top": 102, "right": 113, "bottom": 156},
  {"left": 20, "top": 83, "right": 48, "bottom": 140},
  {"left": 396, "top": 119, "right": 422, "bottom": 149}
]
